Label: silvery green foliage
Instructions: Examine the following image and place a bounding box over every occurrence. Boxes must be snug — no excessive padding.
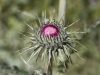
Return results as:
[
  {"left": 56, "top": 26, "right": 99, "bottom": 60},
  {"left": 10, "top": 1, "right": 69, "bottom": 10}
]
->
[
  {"left": 0, "top": 64, "right": 46, "bottom": 75},
  {"left": 0, "top": 65, "right": 31, "bottom": 75},
  {"left": 34, "top": 69, "right": 46, "bottom": 75}
]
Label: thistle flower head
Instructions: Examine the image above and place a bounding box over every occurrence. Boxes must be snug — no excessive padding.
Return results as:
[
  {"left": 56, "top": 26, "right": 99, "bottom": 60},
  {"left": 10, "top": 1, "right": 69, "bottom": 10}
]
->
[{"left": 18, "top": 11, "right": 85, "bottom": 74}]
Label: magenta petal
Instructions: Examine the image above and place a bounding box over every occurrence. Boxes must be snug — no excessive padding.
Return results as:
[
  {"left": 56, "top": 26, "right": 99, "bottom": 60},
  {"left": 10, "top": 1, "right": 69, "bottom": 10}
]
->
[{"left": 41, "top": 24, "right": 59, "bottom": 37}]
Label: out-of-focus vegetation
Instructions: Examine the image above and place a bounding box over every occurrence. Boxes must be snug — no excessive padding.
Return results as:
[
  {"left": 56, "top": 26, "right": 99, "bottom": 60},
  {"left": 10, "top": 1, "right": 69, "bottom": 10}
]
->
[{"left": 0, "top": 0, "right": 100, "bottom": 75}]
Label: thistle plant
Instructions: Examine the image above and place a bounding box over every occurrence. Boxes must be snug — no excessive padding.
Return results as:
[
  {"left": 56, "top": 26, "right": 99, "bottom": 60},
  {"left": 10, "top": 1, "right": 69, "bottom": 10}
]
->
[
  {"left": 17, "top": 0, "right": 87, "bottom": 75},
  {"left": 17, "top": 10, "right": 86, "bottom": 75}
]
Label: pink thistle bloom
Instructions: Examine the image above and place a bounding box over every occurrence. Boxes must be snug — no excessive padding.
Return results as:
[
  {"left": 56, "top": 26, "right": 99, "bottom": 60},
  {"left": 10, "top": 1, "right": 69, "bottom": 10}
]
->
[{"left": 41, "top": 24, "right": 59, "bottom": 37}]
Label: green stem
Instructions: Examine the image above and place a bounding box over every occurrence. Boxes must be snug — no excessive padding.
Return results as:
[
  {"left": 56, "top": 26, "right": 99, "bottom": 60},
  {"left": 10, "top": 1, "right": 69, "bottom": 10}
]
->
[
  {"left": 47, "top": 56, "right": 53, "bottom": 75},
  {"left": 58, "top": 0, "right": 66, "bottom": 21}
]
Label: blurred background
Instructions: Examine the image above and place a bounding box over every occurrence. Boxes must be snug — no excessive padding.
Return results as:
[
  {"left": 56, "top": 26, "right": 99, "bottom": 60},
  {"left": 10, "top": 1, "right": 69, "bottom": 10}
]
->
[{"left": 0, "top": 0, "right": 100, "bottom": 75}]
